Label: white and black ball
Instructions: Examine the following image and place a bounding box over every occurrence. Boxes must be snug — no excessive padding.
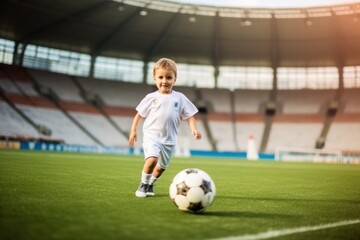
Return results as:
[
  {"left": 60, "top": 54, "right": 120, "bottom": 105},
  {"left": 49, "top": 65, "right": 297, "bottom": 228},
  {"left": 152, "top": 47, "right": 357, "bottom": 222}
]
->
[{"left": 169, "top": 168, "right": 216, "bottom": 213}]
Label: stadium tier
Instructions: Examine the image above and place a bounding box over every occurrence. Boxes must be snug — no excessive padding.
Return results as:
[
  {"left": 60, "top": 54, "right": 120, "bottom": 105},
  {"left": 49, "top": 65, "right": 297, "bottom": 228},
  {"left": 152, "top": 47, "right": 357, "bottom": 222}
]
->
[
  {"left": 28, "top": 69, "right": 85, "bottom": 103},
  {"left": 277, "top": 89, "right": 337, "bottom": 114},
  {"left": 1, "top": 63, "right": 360, "bottom": 155},
  {"left": 342, "top": 89, "right": 360, "bottom": 113},
  {"left": 0, "top": 101, "right": 39, "bottom": 137},
  {"left": 234, "top": 90, "right": 271, "bottom": 113}
]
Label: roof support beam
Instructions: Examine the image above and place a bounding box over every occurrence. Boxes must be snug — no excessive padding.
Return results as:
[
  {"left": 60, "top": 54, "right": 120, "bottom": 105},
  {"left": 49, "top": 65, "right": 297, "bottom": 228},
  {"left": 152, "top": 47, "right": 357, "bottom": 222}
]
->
[
  {"left": 212, "top": 11, "right": 220, "bottom": 88},
  {"left": 143, "top": 10, "right": 181, "bottom": 63},
  {"left": 270, "top": 13, "right": 279, "bottom": 101},
  {"left": 91, "top": 7, "right": 142, "bottom": 56},
  {"left": 141, "top": 9, "right": 181, "bottom": 83},
  {"left": 330, "top": 12, "right": 344, "bottom": 100},
  {"left": 18, "top": 1, "right": 111, "bottom": 45},
  {"left": 89, "top": 7, "right": 143, "bottom": 77}
]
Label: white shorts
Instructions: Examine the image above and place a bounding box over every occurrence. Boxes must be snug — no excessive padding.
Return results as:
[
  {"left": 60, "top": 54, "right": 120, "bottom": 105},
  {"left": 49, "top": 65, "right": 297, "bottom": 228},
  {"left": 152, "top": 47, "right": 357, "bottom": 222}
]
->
[{"left": 143, "top": 141, "right": 175, "bottom": 169}]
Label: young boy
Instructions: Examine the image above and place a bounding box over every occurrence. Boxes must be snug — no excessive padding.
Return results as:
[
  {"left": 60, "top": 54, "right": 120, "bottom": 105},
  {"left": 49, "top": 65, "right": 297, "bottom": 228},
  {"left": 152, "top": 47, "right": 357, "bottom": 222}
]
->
[{"left": 129, "top": 58, "right": 202, "bottom": 198}]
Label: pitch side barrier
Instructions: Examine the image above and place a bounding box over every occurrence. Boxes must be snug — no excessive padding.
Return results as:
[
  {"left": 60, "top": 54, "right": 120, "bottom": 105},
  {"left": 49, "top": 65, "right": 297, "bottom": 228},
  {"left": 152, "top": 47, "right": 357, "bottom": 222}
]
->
[
  {"left": 1, "top": 139, "right": 274, "bottom": 160},
  {"left": 22, "top": 141, "right": 274, "bottom": 160},
  {"left": 19, "top": 141, "right": 131, "bottom": 154},
  {"left": 190, "top": 150, "right": 275, "bottom": 160},
  {"left": 3, "top": 140, "right": 358, "bottom": 163}
]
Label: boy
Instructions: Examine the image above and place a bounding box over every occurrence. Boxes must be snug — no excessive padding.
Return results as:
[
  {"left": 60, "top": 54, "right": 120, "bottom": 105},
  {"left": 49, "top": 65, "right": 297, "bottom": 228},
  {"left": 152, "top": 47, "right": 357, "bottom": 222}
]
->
[{"left": 129, "top": 58, "right": 202, "bottom": 198}]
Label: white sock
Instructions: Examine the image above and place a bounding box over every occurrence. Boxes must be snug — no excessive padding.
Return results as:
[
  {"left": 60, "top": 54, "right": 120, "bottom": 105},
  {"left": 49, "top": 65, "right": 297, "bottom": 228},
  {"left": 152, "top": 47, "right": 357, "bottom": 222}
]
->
[
  {"left": 149, "top": 175, "right": 158, "bottom": 186},
  {"left": 141, "top": 171, "right": 152, "bottom": 184}
]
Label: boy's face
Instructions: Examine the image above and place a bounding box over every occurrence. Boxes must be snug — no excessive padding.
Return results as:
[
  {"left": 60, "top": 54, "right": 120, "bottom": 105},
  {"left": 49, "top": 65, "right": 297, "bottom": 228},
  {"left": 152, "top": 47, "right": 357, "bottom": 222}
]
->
[{"left": 154, "top": 68, "right": 176, "bottom": 94}]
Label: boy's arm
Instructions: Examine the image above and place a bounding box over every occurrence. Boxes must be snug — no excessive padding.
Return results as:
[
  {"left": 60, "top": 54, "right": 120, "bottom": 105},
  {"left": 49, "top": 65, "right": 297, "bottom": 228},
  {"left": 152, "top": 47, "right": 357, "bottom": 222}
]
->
[
  {"left": 129, "top": 113, "right": 143, "bottom": 147},
  {"left": 186, "top": 116, "right": 201, "bottom": 140}
]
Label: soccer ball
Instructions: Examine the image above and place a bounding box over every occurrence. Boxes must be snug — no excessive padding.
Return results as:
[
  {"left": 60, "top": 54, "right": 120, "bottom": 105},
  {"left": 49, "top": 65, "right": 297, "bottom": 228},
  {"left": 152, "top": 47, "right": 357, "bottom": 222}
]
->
[{"left": 169, "top": 168, "right": 216, "bottom": 213}]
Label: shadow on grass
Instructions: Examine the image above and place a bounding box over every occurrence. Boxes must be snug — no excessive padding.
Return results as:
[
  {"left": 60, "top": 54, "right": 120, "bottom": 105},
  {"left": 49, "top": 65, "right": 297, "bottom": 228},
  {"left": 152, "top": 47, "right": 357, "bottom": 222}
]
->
[
  {"left": 138, "top": 192, "right": 360, "bottom": 205},
  {"left": 201, "top": 211, "right": 294, "bottom": 218},
  {"left": 217, "top": 195, "right": 360, "bottom": 205}
]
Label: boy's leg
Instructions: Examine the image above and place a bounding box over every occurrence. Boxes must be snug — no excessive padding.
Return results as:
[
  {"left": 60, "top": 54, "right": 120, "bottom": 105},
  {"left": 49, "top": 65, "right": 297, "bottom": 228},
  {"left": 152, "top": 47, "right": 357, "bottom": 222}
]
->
[
  {"left": 147, "top": 165, "right": 165, "bottom": 196},
  {"left": 147, "top": 144, "right": 174, "bottom": 196},
  {"left": 135, "top": 157, "right": 158, "bottom": 198}
]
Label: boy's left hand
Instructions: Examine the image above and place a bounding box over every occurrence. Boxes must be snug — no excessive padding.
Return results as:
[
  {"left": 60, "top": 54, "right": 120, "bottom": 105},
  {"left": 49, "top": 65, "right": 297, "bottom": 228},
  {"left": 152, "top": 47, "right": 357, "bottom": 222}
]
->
[{"left": 192, "top": 130, "right": 201, "bottom": 140}]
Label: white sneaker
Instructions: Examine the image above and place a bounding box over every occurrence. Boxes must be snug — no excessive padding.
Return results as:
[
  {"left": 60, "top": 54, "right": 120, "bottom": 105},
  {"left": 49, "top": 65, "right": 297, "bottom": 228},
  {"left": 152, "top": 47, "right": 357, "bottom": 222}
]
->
[
  {"left": 146, "top": 184, "right": 155, "bottom": 197},
  {"left": 135, "top": 183, "right": 148, "bottom": 198}
]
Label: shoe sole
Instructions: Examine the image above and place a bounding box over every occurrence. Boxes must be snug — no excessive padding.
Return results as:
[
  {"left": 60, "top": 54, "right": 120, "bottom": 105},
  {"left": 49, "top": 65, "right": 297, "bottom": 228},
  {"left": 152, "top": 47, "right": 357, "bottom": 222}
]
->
[
  {"left": 135, "top": 191, "right": 147, "bottom": 198},
  {"left": 146, "top": 192, "right": 155, "bottom": 197}
]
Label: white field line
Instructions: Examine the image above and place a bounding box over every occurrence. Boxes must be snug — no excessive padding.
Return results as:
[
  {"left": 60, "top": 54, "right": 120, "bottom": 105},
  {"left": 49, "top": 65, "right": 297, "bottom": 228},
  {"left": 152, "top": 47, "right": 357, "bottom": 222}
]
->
[{"left": 209, "top": 219, "right": 360, "bottom": 240}]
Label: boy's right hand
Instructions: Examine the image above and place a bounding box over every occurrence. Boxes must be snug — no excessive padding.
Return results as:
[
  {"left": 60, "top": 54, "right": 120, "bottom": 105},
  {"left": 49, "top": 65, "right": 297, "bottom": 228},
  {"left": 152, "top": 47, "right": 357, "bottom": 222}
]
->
[{"left": 129, "top": 131, "right": 137, "bottom": 147}]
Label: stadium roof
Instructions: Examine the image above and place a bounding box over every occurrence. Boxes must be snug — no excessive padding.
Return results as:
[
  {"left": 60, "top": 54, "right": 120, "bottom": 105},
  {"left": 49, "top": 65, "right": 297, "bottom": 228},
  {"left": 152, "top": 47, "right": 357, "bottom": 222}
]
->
[
  {"left": 170, "top": 0, "right": 360, "bottom": 8},
  {"left": 1, "top": 0, "right": 360, "bottom": 67}
]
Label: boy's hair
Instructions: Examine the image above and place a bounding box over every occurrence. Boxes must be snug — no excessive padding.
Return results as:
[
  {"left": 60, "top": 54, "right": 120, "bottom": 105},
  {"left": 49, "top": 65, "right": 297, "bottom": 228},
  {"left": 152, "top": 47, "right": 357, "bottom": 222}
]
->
[{"left": 153, "top": 58, "right": 177, "bottom": 78}]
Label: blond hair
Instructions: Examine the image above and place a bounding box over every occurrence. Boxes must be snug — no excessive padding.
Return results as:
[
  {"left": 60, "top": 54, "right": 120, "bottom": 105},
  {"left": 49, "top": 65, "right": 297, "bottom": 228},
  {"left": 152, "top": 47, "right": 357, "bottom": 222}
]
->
[{"left": 153, "top": 58, "right": 177, "bottom": 78}]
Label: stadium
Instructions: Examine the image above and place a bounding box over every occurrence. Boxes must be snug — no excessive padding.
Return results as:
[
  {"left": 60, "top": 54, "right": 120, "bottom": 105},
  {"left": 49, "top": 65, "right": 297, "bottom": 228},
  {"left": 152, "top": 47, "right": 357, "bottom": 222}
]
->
[{"left": 0, "top": 0, "right": 360, "bottom": 239}]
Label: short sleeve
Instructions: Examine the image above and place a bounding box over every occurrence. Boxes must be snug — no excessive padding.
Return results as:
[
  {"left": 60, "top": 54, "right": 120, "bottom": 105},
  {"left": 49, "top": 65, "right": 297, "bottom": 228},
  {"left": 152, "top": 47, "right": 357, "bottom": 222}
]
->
[
  {"left": 180, "top": 94, "right": 198, "bottom": 120},
  {"left": 136, "top": 93, "right": 154, "bottom": 118}
]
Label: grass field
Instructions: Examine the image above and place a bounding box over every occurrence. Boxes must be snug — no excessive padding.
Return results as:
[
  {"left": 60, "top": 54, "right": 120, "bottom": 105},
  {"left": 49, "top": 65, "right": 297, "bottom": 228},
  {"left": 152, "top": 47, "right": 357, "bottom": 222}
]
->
[{"left": 1, "top": 150, "right": 360, "bottom": 240}]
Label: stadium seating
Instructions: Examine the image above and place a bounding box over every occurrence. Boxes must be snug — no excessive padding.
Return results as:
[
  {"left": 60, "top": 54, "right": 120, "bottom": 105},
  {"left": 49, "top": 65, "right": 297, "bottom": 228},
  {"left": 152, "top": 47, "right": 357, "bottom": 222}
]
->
[
  {"left": 342, "top": 89, "right": 360, "bottom": 113},
  {"left": 234, "top": 89, "right": 271, "bottom": 113},
  {"left": 17, "top": 104, "right": 99, "bottom": 146},
  {"left": 199, "top": 88, "right": 232, "bottom": 113},
  {"left": 28, "top": 69, "right": 84, "bottom": 102},
  {"left": 0, "top": 64, "right": 39, "bottom": 96},
  {"left": 69, "top": 111, "right": 128, "bottom": 147},
  {"left": 0, "top": 100, "right": 39, "bottom": 137},
  {"left": 235, "top": 114, "right": 264, "bottom": 152},
  {"left": 277, "top": 89, "right": 336, "bottom": 114},
  {"left": 267, "top": 120, "right": 323, "bottom": 152},
  {"left": 209, "top": 120, "right": 238, "bottom": 151},
  {"left": 76, "top": 77, "right": 153, "bottom": 108},
  {"left": 0, "top": 78, "right": 21, "bottom": 94},
  {"left": 325, "top": 113, "right": 360, "bottom": 150},
  {"left": 178, "top": 120, "right": 211, "bottom": 151},
  {"left": 2, "top": 63, "right": 360, "bottom": 154}
]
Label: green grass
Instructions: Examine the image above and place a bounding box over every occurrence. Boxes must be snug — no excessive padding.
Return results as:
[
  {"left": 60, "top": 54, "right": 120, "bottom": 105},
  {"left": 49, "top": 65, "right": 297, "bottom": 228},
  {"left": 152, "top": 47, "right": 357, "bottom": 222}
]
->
[{"left": 1, "top": 150, "right": 360, "bottom": 240}]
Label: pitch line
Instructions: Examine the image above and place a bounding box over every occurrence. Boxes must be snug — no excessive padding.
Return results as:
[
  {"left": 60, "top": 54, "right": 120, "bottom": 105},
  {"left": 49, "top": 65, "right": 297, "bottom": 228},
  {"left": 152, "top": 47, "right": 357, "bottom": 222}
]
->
[{"left": 209, "top": 219, "right": 360, "bottom": 240}]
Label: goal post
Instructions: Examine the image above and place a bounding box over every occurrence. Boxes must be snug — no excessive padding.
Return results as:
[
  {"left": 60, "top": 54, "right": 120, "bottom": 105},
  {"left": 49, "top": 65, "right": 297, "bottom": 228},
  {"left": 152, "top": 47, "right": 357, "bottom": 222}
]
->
[
  {"left": 175, "top": 136, "right": 191, "bottom": 157},
  {"left": 275, "top": 146, "right": 343, "bottom": 163}
]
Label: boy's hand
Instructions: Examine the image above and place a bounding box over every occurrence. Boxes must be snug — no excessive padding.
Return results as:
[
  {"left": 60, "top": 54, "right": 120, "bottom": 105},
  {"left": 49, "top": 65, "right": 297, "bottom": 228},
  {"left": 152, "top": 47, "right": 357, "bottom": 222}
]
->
[
  {"left": 192, "top": 130, "right": 201, "bottom": 140},
  {"left": 129, "top": 131, "right": 137, "bottom": 147}
]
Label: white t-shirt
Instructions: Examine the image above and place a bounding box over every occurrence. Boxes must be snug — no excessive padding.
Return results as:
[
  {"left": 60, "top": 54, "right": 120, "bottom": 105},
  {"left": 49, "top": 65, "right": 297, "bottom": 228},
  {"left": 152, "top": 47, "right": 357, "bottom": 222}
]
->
[{"left": 136, "top": 90, "right": 198, "bottom": 145}]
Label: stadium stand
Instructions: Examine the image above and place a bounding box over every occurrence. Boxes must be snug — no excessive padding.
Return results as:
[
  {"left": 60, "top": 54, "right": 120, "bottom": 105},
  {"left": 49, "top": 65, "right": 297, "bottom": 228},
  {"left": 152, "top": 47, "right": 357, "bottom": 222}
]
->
[
  {"left": 69, "top": 111, "right": 128, "bottom": 147},
  {"left": 179, "top": 119, "right": 211, "bottom": 151},
  {"left": 209, "top": 120, "right": 237, "bottom": 151},
  {"left": 267, "top": 114, "right": 324, "bottom": 152},
  {"left": 325, "top": 114, "right": 360, "bottom": 150},
  {"left": 17, "top": 104, "right": 99, "bottom": 146},
  {"left": 75, "top": 77, "right": 153, "bottom": 108},
  {"left": 0, "top": 100, "right": 39, "bottom": 137},
  {"left": 28, "top": 69, "right": 84, "bottom": 102},
  {"left": 2, "top": 62, "right": 360, "bottom": 155},
  {"left": 276, "top": 89, "right": 336, "bottom": 114},
  {"left": 0, "top": 64, "right": 39, "bottom": 96},
  {"left": 342, "top": 89, "right": 360, "bottom": 113},
  {"left": 234, "top": 89, "right": 271, "bottom": 113},
  {"left": 0, "top": 78, "right": 21, "bottom": 94},
  {"left": 235, "top": 114, "right": 264, "bottom": 152},
  {"left": 199, "top": 88, "right": 232, "bottom": 113}
]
